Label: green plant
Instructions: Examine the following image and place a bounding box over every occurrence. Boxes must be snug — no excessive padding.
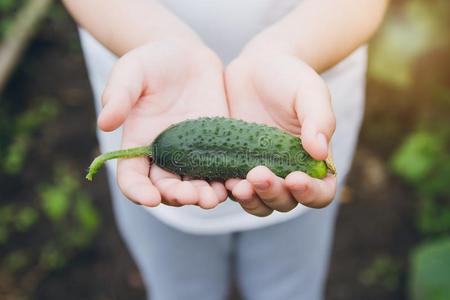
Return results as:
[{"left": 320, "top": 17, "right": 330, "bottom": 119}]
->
[
  {"left": 0, "top": 205, "right": 40, "bottom": 249},
  {"left": 391, "top": 131, "right": 445, "bottom": 185},
  {"left": 39, "top": 168, "right": 77, "bottom": 222},
  {"left": 0, "top": 226, "right": 8, "bottom": 245},
  {"left": 417, "top": 197, "right": 450, "bottom": 237},
  {"left": 410, "top": 238, "right": 450, "bottom": 300},
  {"left": 14, "top": 207, "right": 39, "bottom": 232},
  {"left": 60, "top": 193, "right": 100, "bottom": 249},
  {"left": 0, "top": 0, "right": 26, "bottom": 39},
  {"left": 391, "top": 129, "right": 450, "bottom": 237},
  {"left": 3, "top": 250, "right": 29, "bottom": 273},
  {"left": 359, "top": 255, "right": 401, "bottom": 291},
  {"left": 1, "top": 100, "right": 58, "bottom": 175},
  {"left": 39, "top": 243, "right": 66, "bottom": 271},
  {"left": 369, "top": 0, "right": 449, "bottom": 88},
  {"left": 1, "top": 165, "right": 101, "bottom": 290},
  {"left": 0, "top": 0, "right": 14, "bottom": 10},
  {"left": 39, "top": 164, "right": 100, "bottom": 247}
]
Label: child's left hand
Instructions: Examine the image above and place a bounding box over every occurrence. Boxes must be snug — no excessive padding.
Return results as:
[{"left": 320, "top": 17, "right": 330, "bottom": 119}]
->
[{"left": 225, "top": 45, "right": 337, "bottom": 217}]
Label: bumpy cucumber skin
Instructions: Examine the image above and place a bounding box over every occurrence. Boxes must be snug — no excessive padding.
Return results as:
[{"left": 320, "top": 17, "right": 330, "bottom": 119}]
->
[{"left": 152, "top": 117, "right": 327, "bottom": 180}]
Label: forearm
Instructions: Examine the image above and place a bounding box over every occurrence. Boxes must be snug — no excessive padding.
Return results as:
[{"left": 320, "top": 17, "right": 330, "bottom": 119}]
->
[
  {"left": 62, "top": 0, "right": 202, "bottom": 56},
  {"left": 249, "top": 0, "right": 389, "bottom": 72}
]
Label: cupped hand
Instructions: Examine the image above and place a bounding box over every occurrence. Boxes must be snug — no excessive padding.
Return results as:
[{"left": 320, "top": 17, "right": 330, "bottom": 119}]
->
[
  {"left": 225, "top": 45, "right": 337, "bottom": 216},
  {"left": 99, "top": 40, "right": 229, "bottom": 209}
]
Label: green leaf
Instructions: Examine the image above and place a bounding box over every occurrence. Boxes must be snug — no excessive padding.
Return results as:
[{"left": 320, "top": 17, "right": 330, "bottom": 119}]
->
[
  {"left": 3, "top": 250, "right": 29, "bottom": 272},
  {"left": 417, "top": 197, "right": 450, "bottom": 236},
  {"left": 14, "top": 100, "right": 58, "bottom": 134},
  {"left": 0, "top": 226, "right": 9, "bottom": 245},
  {"left": 0, "top": 205, "right": 14, "bottom": 225},
  {"left": 39, "top": 244, "right": 66, "bottom": 271},
  {"left": 0, "top": 0, "right": 16, "bottom": 11},
  {"left": 410, "top": 238, "right": 450, "bottom": 300},
  {"left": 359, "top": 255, "right": 400, "bottom": 290},
  {"left": 39, "top": 185, "right": 71, "bottom": 222},
  {"left": 15, "top": 206, "right": 39, "bottom": 232},
  {"left": 74, "top": 193, "right": 100, "bottom": 234},
  {"left": 39, "top": 168, "right": 78, "bottom": 222},
  {"left": 391, "top": 131, "right": 444, "bottom": 183},
  {"left": 2, "top": 136, "right": 30, "bottom": 175},
  {"left": 369, "top": 0, "right": 449, "bottom": 88}
]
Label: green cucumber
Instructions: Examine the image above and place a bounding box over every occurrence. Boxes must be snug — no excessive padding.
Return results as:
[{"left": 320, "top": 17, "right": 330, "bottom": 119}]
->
[{"left": 86, "top": 117, "right": 335, "bottom": 181}]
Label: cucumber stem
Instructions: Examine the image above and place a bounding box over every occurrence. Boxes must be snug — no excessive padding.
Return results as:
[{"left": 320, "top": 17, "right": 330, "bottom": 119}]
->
[
  {"left": 325, "top": 155, "right": 337, "bottom": 175},
  {"left": 86, "top": 145, "right": 151, "bottom": 181}
]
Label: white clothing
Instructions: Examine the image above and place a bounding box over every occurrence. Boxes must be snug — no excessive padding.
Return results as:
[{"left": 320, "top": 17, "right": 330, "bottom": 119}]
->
[{"left": 79, "top": 0, "right": 366, "bottom": 234}]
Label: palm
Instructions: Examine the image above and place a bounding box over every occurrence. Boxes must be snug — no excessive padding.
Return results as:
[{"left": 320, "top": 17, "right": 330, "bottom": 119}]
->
[
  {"left": 224, "top": 53, "right": 337, "bottom": 216},
  {"left": 102, "top": 42, "right": 229, "bottom": 208},
  {"left": 229, "top": 55, "right": 312, "bottom": 135},
  {"left": 123, "top": 65, "right": 228, "bottom": 148}
]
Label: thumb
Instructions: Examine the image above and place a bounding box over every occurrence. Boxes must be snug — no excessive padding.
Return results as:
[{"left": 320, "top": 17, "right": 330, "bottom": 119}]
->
[
  {"left": 294, "top": 63, "right": 335, "bottom": 161},
  {"left": 98, "top": 53, "right": 145, "bottom": 132}
]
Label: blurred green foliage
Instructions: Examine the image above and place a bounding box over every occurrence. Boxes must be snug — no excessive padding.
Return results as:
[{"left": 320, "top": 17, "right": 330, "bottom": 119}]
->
[
  {"left": 38, "top": 165, "right": 101, "bottom": 251},
  {"left": 391, "top": 130, "right": 450, "bottom": 199},
  {"left": 0, "top": 0, "right": 25, "bottom": 39},
  {"left": 0, "top": 165, "right": 101, "bottom": 283},
  {"left": 0, "top": 2, "right": 102, "bottom": 294},
  {"left": 359, "top": 255, "right": 401, "bottom": 291},
  {"left": 15, "top": 206, "right": 39, "bottom": 232},
  {"left": 0, "top": 0, "right": 15, "bottom": 10},
  {"left": 4, "top": 250, "right": 29, "bottom": 273},
  {"left": 39, "top": 167, "right": 77, "bottom": 222},
  {"left": 373, "top": 0, "right": 450, "bottom": 298},
  {"left": 1, "top": 97, "right": 98, "bottom": 296},
  {"left": 0, "top": 99, "right": 58, "bottom": 175},
  {"left": 410, "top": 238, "right": 450, "bottom": 300},
  {"left": 367, "top": 0, "right": 450, "bottom": 297},
  {"left": 417, "top": 198, "right": 450, "bottom": 237},
  {"left": 369, "top": 0, "right": 449, "bottom": 88},
  {"left": 39, "top": 242, "right": 67, "bottom": 270},
  {"left": 0, "top": 205, "right": 39, "bottom": 246}
]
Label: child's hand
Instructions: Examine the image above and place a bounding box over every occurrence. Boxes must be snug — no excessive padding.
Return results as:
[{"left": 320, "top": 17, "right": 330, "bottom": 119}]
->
[
  {"left": 99, "top": 40, "right": 229, "bottom": 209},
  {"left": 225, "top": 46, "right": 337, "bottom": 216}
]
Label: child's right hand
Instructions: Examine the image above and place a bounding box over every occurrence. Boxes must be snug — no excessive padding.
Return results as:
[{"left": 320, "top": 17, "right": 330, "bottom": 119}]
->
[{"left": 99, "top": 39, "right": 229, "bottom": 209}]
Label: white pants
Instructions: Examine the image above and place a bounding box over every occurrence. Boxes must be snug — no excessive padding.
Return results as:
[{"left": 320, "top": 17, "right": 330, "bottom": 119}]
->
[{"left": 108, "top": 170, "right": 341, "bottom": 300}]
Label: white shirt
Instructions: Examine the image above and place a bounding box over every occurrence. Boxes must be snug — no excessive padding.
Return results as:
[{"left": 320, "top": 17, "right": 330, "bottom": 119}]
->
[{"left": 79, "top": 0, "right": 367, "bottom": 234}]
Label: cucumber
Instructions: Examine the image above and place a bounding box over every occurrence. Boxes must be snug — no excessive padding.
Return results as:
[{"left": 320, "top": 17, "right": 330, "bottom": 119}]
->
[{"left": 86, "top": 117, "right": 335, "bottom": 181}]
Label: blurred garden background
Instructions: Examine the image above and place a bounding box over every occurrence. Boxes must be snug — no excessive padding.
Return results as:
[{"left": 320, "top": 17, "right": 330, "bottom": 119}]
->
[{"left": 0, "top": 0, "right": 449, "bottom": 299}]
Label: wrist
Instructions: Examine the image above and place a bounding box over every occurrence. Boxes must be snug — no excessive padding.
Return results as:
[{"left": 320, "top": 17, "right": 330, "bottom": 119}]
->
[
  {"left": 241, "top": 25, "right": 324, "bottom": 72},
  {"left": 242, "top": 27, "right": 296, "bottom": 57},
  {"left": 160, "top": 36, "right": 221, "bottom": 66},
  {"left": 138, "top": 34, "right": 219, "bottom": 62}
]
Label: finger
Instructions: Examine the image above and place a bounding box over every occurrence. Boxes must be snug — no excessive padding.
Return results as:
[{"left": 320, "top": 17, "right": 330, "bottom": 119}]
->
[
  {"left": 190, "top": 180, "right": 220, "bottom": 209},
  {"left": 98, "top": 53, "right": 145, "bottom": 132},
  {"left": 247, "top": 166, "right": 297, "bottom": 212},
  {"left": 184, "top": 177, "right": 227, "bottom": 204},
  {"left": 225, "top": 178, "right": 242, "bottom": 202},
  {"left": 211, "top": 182, "right": 228, "bottom": 203},
  {"left": 294, "top": 63, "right": 336, "bottom": 160},
  {"left": 150, "top": 166, "right": 199, "bottom": 206},
  {"left": 232, "top": 180, "right": 273, "bottom": 217},
  {"left": 284, "top": 171, "right": 337, "bottom": 208},
  {"left": 117, "top": 156, "right": 161, "bottom": 207},
  {"left": 225, "top": 178, "right": 241, "bottom": 191}
]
